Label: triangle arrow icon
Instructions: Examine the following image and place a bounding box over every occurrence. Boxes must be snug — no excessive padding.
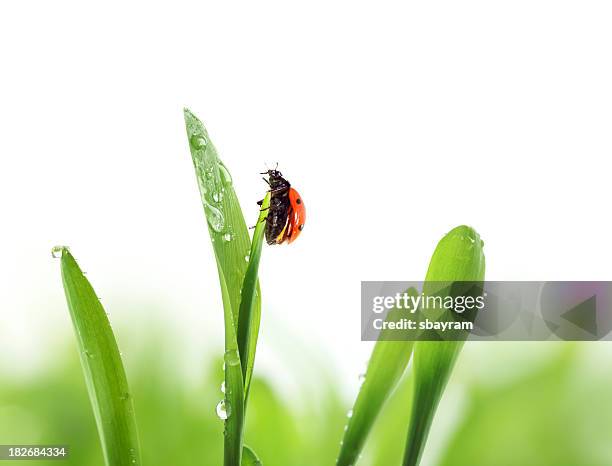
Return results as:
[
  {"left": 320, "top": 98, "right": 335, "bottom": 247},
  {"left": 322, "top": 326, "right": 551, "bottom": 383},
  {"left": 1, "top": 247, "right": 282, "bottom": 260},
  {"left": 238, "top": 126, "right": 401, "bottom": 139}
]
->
[{"left": 560, "top": 295, "right": 598, "bottom": 335}]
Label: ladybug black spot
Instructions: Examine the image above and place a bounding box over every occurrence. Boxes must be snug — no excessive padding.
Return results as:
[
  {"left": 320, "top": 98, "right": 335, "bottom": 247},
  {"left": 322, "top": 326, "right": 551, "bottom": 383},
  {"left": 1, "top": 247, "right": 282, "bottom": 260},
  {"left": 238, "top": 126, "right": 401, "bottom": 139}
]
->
[
  {"left": 296, "top": 198, "right": 302, "bottom": 204},
  {"left": 298, "top": 224, "right": 304, "bottom": 231}
]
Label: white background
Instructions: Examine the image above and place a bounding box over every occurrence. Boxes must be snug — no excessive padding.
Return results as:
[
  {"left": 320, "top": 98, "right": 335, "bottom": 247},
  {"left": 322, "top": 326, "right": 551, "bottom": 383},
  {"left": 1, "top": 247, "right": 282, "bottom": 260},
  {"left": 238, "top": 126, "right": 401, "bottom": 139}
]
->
[{"left": 1, "top": 0, "right": 612, "bottom": 413}]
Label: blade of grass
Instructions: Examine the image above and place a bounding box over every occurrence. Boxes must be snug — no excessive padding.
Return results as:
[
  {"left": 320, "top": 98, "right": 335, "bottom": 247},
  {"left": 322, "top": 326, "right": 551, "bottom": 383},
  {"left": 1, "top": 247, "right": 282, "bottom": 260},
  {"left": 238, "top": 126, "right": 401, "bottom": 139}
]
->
[
  {"left": 54, "top": 246, "right": 141, "bottom": 466},
  {"left": 242, "top": 446, "right": 263, "bottom": 466},
  {"left": 217, "top": 260, "right": 245, "bottom": 466},
  {"left": 184, "top": 109, "right": 263, "bottom": 395},
  {"left": 336, "top": 288, "right": 418, "bottom": 466},
  {"left": 237, "top": 192, "right": 270, "bottom": 395},
  {"left": 402, "top": 225, "right": 486, "bottom": 466}
]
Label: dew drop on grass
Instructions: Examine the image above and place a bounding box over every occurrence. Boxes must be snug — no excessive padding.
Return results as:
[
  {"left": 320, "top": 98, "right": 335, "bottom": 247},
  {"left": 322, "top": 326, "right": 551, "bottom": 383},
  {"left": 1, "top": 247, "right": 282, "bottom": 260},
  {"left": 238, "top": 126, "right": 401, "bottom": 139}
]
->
[
  {"left": 120, "top": 392, "right": 130, "bottom": 401},
  {"left": 220, "top": 381, "right": 225, "bottom": 394},
  {"left": 223, "top": 232, "right": 233, "bottom": 242},
  {"left": 203, "top": 203, "right": 225, "bottom": 232},
  {"left": 51, "top": 246, "right": 65, "bottom": 259},
  {"left": 347, "top": 409, "right": 353, "bottom": 418},
  {"left": 358, "top": 373, "right": 366, "bottom": 384},
  {"left": 218, "top": 162, "right": 233, "bottom": 186},
  {"left": 190, "top": 135, "right": 207, "bottom": 150},
  {"left": 129, "top": 448, "right": 137, "bottom": 465},
  {"left": 224, "top": 349, "right": 240, "bottom": 367},
  {"left": 83, "top": 350, "right": 95, "bottom": 359},
  {"left": 244, "top": 255, "right": 250, "bottom": 262},
  {"left": 216, "top": 399, "right": 231, "bottom": 420}
]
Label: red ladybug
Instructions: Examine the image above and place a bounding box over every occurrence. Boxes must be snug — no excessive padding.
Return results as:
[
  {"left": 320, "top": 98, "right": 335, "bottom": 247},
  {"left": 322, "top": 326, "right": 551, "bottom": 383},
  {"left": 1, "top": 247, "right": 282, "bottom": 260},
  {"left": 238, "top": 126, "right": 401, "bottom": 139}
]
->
[{"left": 259, "top": 169, "right": 305, "bottom": 245}]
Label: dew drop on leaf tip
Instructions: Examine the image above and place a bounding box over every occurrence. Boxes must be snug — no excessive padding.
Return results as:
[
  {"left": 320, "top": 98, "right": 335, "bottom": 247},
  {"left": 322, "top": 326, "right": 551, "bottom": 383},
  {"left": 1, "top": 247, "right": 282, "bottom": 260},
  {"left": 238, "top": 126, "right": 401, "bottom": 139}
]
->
[{"left": 51, "top": 246, "right": 66, "bottom": 259}]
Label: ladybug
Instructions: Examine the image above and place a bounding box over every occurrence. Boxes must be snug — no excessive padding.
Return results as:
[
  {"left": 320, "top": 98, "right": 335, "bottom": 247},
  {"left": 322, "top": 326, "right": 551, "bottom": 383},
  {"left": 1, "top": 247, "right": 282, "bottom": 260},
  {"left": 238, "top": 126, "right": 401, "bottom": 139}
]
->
[{"left": 258, "top": 169, "right": 305, "bottom": 245}]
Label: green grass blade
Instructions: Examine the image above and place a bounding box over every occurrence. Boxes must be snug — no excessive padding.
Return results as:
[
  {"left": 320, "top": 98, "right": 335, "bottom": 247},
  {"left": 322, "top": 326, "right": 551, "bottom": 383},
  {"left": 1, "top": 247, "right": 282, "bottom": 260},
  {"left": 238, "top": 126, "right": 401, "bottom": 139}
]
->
[
  {"left": 184, "top": 108, "right": 263, "bottom": 400},
  {"left": 55, "top": 246, "right": 141, "bottom": 466},
  {"left": 217, "top": 261, "right": 245, "bottom": 466},
  {"left": 237, "top": 193, "right": 270, "bottom": 395},
  {"left": 336, "top": 288, "right": 418, "bottom": 466},
  {"left": 184, "top": 108, "right": 259, "bottom": 333},
  {"left": 402, "top": 225, "right": 486, "bottom": 466},
  {"left": 184, "top": 110, "right": 259, "bottom": 466},
  {"left": 242, "top": 446, "right": 263, "bottom": 465}
]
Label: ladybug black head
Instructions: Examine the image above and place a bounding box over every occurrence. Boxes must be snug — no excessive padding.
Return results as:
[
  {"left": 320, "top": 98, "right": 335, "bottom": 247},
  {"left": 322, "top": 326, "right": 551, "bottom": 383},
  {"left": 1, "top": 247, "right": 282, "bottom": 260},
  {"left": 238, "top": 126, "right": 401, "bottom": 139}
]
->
[{"left": 261, "top": 169, "right": 283, "bottom": 179}]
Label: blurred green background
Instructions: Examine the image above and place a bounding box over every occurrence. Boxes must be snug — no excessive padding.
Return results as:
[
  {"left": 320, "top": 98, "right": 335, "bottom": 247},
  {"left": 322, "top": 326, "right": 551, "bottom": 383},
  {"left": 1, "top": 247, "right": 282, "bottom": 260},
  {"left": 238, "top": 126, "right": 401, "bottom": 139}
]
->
[{"left": 2, "top": 329, "right": 612, "bottom": 466}]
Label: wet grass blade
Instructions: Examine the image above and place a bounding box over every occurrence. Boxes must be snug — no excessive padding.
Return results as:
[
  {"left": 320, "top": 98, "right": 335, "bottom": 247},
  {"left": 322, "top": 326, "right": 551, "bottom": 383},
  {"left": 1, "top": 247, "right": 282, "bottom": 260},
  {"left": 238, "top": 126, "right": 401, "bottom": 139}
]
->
[
  {"left": 336, "top": 289, "right": 418, "bottom": 466},
  {"left": 184, "top": 108, "right": 261, "bottom": 350},
  {"left": 237, "top": 193, "right": 270, "bottom": 396},
  {"left": 184, "top": 109, "right": 259, "bottom": 465},
  {"left": 55, "top": 247, "right": 141, "bottom": 466},
  {"left": 242, "top": 446, "right": 263, "bottom": 465},
  {"left": 217, "top": 262, "right": 245, "bottom": 466},
  {"left": 403, "top": 225, "right": 486, "bottom": 466}
]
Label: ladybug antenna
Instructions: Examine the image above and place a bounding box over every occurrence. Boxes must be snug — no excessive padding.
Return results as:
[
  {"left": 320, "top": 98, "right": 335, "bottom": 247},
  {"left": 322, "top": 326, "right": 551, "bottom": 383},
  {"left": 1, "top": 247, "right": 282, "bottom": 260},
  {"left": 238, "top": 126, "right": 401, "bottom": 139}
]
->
[{"left": 274, "top": 162, "right": 279, "bottom": 170}]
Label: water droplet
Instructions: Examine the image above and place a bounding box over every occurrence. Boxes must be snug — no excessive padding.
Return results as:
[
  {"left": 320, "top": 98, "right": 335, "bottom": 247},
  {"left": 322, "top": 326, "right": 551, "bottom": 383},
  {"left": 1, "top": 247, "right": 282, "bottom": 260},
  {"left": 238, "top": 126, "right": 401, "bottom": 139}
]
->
[
  {"left": 218, "top": 162, "right": 233, "bottom": 186},
  {"left": 190, "top": 135, "right": 207, "bottom": 150},
  {"left": 51, "top": 246, "right": 65, "bottom": 259},
  {"left": 120, "top": 392, "right": 130, "bottom": 401},
  {"left": 223, "top": 233, "right": 233, "bottom": 242},
  {"left": 212, "top": 192, "right": 220, "bottom": 203},
  {"left": 244, "top": 255, "right": 250, "bottom": 262},
  {"left": 216, "top": 399, "right": 231, "bottom": 420},
  {"left": 224, "top": 349, "right": 240, "bottom": 367},
  {"left": 347, "top": 409, "right": 353, "bottom": 418},
  {"left": 358, "top": 373, "right": 366, "bottom": 383},
  {"left": 204, "top": 203, "right": 225, "bottom": 232},
  {"left": 83, "top": 350, "right": 95, "bottom": 359},
  {"left": 220, "top": 381, "right": 225, "bottom": 394}
]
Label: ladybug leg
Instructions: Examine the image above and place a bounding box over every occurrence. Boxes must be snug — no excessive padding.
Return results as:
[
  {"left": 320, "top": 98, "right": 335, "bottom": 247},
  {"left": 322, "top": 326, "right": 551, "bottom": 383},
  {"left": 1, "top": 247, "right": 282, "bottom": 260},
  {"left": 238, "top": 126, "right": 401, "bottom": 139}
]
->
[
  {"left": 257, "top": 200, "right": 270, "bottom": 212},
  {"left": 262, "top": 177, "right": 271, "bottom": 186},
  {"left": 268, "top": 186, "right": 288, "bottom": 195}
]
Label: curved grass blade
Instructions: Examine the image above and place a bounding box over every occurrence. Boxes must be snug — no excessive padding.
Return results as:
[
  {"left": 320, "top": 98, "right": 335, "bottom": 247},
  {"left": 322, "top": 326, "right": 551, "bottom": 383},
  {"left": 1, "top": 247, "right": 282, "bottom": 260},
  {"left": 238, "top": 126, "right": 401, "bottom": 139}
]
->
[
  {"left": 242, "top": 446, "right": 263, "bottom": 466},
  {"left": 403, "top": 225, "right": 486, "bottom": 466},
  {"left": 336, "top": 288, "right": 418, "bottom": 466},
  {"left": 217, "top": 261, "right": 245, "bottom": 466},
  {"left": 237, "top": 192, "right": 270, "bottom": 396},
  {"left": 55, "top": 247, "right": 141, "bottom": 466},
  {"left": 184, "top": 110, "right": 263, "bottom": 395}
]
